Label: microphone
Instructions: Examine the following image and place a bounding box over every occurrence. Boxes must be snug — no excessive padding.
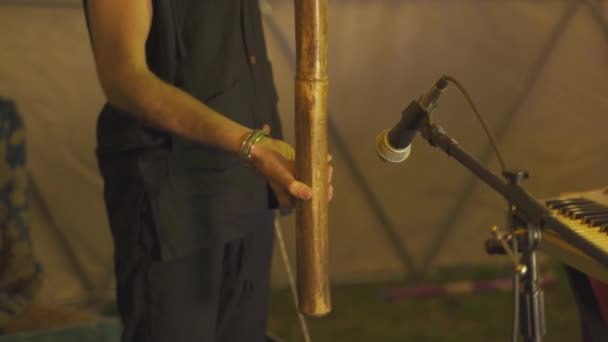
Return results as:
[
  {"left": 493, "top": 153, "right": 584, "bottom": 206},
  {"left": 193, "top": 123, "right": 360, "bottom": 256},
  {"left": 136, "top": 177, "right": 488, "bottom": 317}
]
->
[{"left": 376, "top": 76, "right": 449, "bottom": 163}]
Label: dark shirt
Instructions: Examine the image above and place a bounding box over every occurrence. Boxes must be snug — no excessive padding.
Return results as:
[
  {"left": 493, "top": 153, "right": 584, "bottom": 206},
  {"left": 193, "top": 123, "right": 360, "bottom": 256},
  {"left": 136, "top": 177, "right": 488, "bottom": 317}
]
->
[{"left": 83, "top": 0, "right": 283, "bottom": 259}]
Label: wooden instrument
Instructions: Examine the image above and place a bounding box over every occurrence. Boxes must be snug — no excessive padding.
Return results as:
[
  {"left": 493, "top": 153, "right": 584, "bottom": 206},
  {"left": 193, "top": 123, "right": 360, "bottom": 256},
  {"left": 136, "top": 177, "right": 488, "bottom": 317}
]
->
[
  {"left": 294, "top": 0, "right": 331, "bottom": 316},
  {"left": 542, "top": 188, "right": 608, "bottom": 283}
]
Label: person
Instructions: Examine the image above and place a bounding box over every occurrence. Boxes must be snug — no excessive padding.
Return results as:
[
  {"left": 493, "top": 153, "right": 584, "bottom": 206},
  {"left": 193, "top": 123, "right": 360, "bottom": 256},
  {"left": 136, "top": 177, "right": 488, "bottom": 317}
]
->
[
  {"left": 0, "top": 98, "right": 43, "bottom": 332},
  {"left": 82, "top": 1, "right": 334, "bottom": 341}
]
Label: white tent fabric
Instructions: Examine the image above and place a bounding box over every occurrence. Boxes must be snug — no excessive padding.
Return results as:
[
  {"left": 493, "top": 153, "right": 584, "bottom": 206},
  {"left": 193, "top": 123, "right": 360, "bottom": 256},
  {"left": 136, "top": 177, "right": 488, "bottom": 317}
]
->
[
  {"left": 1, "top": 0, "right": 607, "bottom": 305},
  {"left": 1, "top": 2, "right": 111, "bottom": 305}
]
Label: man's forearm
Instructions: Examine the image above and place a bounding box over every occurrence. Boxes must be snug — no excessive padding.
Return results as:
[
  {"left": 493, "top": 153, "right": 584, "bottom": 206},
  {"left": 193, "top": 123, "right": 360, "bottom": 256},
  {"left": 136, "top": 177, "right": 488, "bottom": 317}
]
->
[{"left": 103, "top": 68, "right": 251, "bottom": 154}]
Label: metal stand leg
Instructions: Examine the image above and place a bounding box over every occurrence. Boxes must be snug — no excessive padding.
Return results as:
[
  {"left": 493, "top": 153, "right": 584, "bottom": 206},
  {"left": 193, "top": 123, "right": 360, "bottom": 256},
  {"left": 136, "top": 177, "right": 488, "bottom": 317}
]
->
[
  {"left": 486, "top": 171, "right": 546, "bottom": 342},
  {"left": 519, "top": 225, "right": 546, "bottom": 342}
]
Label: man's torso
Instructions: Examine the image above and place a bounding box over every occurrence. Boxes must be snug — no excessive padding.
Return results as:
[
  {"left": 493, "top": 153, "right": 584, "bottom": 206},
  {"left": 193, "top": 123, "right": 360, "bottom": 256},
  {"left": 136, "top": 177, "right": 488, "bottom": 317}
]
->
[{"left": 86, "top": 0, "right": 282, "bottom": 259}]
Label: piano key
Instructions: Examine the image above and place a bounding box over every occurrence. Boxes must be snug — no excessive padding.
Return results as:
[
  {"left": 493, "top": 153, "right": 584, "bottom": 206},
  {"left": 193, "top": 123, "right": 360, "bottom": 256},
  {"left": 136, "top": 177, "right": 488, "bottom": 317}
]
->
[
  {"left": 572, "top": 211, "right": 607, "bottom": 219},
  {"left": 546, "top": 198, "right": 581, "bottom": 206},
  {"left": 572, "top": 211, "right": 608, "bottom": 220},
  {"left": 597, "top": 226, "right": 608, "bottom": 234},
  {"left": 582, "top": 214, "right": 608, "bottom": 225},
  {"left": 590, "top": 224, "right": 608, "bottom": 233},
  {"left": 567, "top": 210, "right": 608, "bottom": 219},
  {"left": 589, "top": 218, "right": 608, "bottom": 227},
  {"left": 558, "top": 202, "right": 603, "bottom": 210},
  {"left": 560, "top": 210, "right": 608, "bottom": 220},
  {"left": 556, "top": 202, "right": 600, "bottom": 210},
  {"left": 547, "top": 198, "right": 592, "bottom": 209}
]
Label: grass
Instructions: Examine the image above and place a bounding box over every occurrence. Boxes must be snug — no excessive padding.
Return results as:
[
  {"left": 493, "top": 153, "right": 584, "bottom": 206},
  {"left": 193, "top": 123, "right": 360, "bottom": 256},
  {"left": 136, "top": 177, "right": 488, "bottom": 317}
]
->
[
  {"left": 268, "top": 264, "right": 581, "bottom": 342},
  {"left": 0, "top": 264, "right": 581, "bottom": 342}
]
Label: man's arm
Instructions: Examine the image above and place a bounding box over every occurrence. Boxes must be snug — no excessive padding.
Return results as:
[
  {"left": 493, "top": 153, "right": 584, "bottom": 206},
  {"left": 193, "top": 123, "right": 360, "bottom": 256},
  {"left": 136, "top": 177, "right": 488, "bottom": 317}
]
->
[
  {"left": 85, "top": 0, "right": 248, "bottom": 153},
  {"left": 85, "top": 0, "right": 326, "bottom": 204}
]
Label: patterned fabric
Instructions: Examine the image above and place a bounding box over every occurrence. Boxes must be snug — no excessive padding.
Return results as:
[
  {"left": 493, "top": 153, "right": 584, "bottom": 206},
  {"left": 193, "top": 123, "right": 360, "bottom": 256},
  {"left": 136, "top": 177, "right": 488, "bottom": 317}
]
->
[{"left": 0, "top": 98, "right": 42, "bottom": 327}]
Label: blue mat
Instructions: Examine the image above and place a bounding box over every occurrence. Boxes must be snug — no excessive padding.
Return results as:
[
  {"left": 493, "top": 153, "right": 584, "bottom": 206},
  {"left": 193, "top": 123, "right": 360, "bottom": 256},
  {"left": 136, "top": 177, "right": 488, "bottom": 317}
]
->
[{"left": 0, "top": 319, "right": 120, "bottom": 342}]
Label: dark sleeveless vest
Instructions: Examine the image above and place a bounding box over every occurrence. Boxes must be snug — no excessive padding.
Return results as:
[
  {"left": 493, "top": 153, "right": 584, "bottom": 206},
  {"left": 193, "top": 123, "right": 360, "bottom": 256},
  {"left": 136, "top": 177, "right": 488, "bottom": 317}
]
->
[{"left": 85, "top": 0, "right": 283, "bottom": 259}]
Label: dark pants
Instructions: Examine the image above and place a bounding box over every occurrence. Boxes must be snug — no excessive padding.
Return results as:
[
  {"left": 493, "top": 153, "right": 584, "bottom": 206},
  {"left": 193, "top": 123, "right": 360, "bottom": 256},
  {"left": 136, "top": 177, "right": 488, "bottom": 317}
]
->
[{"left": 101, "top": 156, "right": 275, "bottom": 342}]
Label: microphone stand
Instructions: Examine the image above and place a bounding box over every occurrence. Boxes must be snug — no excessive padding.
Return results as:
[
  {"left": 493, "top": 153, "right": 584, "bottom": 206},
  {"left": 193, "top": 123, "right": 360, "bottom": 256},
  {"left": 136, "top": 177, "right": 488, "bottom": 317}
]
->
[{"left": 416, "top": 116, "right": 608, "bottom": 342}]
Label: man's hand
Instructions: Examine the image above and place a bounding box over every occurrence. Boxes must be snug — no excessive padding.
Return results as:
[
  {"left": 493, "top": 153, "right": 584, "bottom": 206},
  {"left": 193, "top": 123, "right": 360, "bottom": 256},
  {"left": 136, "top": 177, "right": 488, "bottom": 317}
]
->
[{"left": 249, "top": 125, "right": 334, "bottom": 208}]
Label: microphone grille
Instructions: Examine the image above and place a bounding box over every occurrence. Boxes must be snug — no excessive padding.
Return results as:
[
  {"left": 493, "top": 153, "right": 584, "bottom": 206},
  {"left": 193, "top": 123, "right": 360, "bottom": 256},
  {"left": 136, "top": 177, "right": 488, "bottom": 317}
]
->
[{"left": 375, "top": 129, "right": 412, "bottom": 163}]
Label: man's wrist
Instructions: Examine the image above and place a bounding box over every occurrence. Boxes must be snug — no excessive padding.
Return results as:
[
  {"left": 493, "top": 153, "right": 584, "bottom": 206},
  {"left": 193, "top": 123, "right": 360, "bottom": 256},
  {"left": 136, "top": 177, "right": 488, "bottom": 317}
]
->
[{"left": 238, "top": 129, "right": 269, "bottom": 160}]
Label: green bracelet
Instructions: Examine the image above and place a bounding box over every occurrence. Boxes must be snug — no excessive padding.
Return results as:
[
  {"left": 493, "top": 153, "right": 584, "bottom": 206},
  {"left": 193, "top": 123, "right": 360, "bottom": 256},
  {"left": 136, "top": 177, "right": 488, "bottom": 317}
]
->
[{"left": 239, "top": 129, "right": 268, "bottom": 159}]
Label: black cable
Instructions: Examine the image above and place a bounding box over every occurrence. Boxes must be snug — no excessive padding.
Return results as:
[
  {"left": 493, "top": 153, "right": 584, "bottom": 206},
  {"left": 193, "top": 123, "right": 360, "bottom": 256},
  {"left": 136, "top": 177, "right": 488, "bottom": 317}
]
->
[{"left": 441, "top": 75, "right": 507, "bottom": 173}]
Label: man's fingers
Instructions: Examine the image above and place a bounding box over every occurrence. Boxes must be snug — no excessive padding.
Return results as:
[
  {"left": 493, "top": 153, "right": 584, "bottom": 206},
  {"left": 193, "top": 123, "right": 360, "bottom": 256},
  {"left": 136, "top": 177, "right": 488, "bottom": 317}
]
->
[
  {"left": 262, "top": 124, "right": 271, "bottom": 134},
  {"left": 288, "top": 180, "right": 313, "bottom": 200},
  {"left": 269, "top": 182, "right": 295, "bottom": 208},
  {"left": 328, "top": 184, "right": 334, "bottom": 201},
  {"left": 328, "top": 165, "right": 333, "bottom": 183},
  {"left": 270, "top": 161, "right": 311, "bottom": 200}
]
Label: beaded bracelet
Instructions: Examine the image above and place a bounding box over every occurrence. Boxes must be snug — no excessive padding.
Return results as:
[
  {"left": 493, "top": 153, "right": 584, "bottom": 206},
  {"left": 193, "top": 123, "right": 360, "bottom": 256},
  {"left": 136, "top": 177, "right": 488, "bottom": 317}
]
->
[{"left": 238, "top": 129, "right": 269, "bottom": 159}]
